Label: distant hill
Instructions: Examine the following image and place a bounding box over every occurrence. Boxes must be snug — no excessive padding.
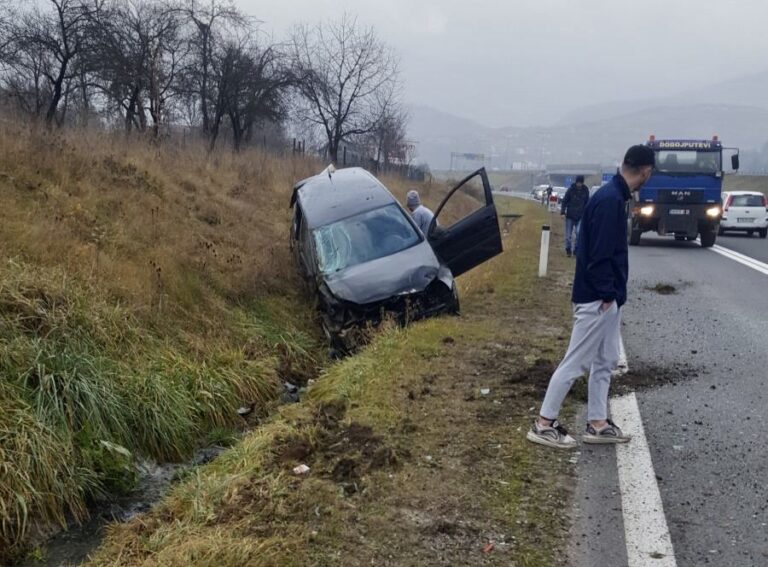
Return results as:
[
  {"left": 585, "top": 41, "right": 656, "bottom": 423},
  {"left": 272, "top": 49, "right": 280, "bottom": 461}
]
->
[
  {"left": 556, "top": 70, "right": 768, "bottom": 126},
  {"left": 409, "top": 70, "right": 768, "bottom": 170}
]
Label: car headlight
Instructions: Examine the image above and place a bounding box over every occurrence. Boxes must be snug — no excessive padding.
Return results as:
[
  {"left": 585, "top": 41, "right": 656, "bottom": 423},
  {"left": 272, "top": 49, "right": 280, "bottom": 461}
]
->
[
  {"left": 706, "top": 206, "right": 721, "bottom": 218},
  {"left": 640, "top": 205, "right": 655, "bottom": 217}
]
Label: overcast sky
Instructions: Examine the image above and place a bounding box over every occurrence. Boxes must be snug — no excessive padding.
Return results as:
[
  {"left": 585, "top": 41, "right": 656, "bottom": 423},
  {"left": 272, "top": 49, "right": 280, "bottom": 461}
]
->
[{"left": 241, "top": 0, "right": 768, "bottom": 128}]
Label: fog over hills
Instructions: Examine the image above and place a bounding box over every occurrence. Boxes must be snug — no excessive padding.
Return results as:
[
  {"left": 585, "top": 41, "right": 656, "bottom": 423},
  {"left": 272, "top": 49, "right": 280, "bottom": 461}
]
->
[{"left": 410, "top": 70, "right": 768, "bottom": 171}]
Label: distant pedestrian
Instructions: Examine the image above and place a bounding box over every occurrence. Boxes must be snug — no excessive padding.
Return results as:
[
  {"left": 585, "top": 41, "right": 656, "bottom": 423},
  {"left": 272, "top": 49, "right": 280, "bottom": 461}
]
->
[
  {"left": 560, "top": 175, "right": 590, "bottom": 257},
  {"left": 406, "top": 190, "right": 435, "bottom": 235},
  {"left": 526, "top": 145, "right": 655, "bottom": 449},
  {"left": 545, "top": 184, "right": 553, "bottom": 206}
]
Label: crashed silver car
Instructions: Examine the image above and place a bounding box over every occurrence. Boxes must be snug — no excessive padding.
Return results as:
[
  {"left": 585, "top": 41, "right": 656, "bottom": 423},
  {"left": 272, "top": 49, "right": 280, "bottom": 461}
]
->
[{"left": 289, "top": 166, "right": 503, "bottom": 352}]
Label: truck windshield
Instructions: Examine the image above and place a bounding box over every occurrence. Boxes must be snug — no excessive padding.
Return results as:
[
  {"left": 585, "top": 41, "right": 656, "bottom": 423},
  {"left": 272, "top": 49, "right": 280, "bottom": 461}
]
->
[
  {"left": 313, "top": 204, "right": 421, "bottom": 274},
  {"left": 654, "top": 150, "right": 721, "bottom": 175}
]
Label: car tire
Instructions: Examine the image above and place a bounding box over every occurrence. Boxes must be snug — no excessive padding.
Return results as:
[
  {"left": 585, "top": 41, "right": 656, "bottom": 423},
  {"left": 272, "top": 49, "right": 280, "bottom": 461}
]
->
[
  {"left": 748, "top": 230, "right": 755, "bottom": 237},
  {"left": 760, "top": 228, "right": 767, "bottom": 239},
  {"left": 717, "top": 226, "right": 724, "bottom": 236},
  {"left": 629, "top": 228, "right": 642, "bottom": 246},
  {"left": 700, "top": 230, "right": 716, "bottom": 248}
]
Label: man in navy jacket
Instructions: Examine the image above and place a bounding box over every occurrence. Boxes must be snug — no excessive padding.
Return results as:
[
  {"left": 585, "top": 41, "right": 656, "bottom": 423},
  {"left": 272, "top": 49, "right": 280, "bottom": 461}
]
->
[{"left": 527, "top": 145, "right": 655, "bottom": 449}]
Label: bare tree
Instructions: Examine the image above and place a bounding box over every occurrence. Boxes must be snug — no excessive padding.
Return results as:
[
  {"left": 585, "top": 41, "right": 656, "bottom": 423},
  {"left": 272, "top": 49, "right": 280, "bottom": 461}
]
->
[
  {"left": 87, "top": 0, "right": 185, "bottom": 136},
  {"left": 207, "top": 38, "right": 292, "bottom": 152},
  {"left": 1, "top": 0, "right": 97, "bottom": 127},
  {"left": 290, "top": 15, "right": 400, "bottom": 164},
  {"left": 368, "top": 98, "right": 409, "bottom": 171},
  {"left": 181, "top": 0, "right": 246, "bottom": 137}
]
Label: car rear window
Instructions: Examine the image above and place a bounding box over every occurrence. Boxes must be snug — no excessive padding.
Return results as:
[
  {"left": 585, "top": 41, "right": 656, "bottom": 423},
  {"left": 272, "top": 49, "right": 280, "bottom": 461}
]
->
[
  {"left": 730, "top": 195, "right": 765, "bottom": 207},
  {"left": 313, "top": 204, "right": 421, "bottom": 274}
]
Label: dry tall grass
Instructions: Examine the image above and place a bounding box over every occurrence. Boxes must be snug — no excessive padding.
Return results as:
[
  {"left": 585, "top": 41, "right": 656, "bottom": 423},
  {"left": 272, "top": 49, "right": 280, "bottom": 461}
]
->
[
  {"left": 0, "top": 120, "right": 452, "bottom": 560},
  {"left": 0, "top": 123, "right": 330, "bottom": 560}
]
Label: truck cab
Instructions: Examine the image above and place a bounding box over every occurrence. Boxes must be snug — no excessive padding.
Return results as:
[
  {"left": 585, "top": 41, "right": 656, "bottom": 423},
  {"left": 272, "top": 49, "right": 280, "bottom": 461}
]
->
[{"left": 629, "top": 137, "right": 739, "bottom": 248}]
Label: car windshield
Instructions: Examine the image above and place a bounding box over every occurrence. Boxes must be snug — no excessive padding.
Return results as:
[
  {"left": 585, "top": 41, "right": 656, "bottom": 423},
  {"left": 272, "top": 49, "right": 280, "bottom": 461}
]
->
[
  {"left": 730, "top": 195, "right": 765, "bottom": 207},
  {"left": 654, "top": 150, "right": 721, "bottom": 174},
  {"left": 313, "top": 204, "right": 421, "bottom": 274}
]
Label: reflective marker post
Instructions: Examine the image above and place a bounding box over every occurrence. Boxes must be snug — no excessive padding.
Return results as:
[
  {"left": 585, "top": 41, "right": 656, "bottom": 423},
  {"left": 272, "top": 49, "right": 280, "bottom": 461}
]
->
[{"left": 539, "top": 225, "right": 550, "bottom": 277}]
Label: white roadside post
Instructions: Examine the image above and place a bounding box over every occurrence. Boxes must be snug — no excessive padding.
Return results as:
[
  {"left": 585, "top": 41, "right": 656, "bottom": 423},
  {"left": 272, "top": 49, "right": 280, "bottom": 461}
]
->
[{"left": 539, "top": 225, "right": 550, "bottom": 277}]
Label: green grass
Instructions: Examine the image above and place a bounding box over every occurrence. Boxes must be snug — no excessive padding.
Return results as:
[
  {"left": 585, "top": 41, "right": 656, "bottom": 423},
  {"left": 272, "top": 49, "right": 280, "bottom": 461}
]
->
[
  {"left": 82, "top": 195, "right": 577, "bottom": 566},
  {"left": 0, "top": 259, "right": 319, "bottom": 561}
]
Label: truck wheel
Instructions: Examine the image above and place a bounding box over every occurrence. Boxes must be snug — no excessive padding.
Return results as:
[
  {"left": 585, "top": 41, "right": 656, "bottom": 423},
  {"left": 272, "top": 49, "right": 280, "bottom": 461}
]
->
[
  {"left": 760, "top": 228, "right": 767, "bottom": 239},
  {"left": 700, "top": 230, "right": 716, "bottom": 248},
  {"left": 629, "top": 228, "right": 642, "bottom": 246}
]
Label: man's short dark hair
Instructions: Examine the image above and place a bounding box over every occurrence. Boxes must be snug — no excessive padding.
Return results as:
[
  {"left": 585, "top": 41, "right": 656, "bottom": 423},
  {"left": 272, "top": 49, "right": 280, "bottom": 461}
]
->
[
  {"left": 623, "top": 145, "right": 655, "bottom": 168},
  {"left": 575, "top": 175, "right": 585, "bottom": 183}
]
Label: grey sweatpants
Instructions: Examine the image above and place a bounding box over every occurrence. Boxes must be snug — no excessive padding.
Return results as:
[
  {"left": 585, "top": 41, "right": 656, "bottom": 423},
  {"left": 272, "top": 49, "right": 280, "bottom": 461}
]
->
[{"left": 540, "top": 300, "right": 621, "bottom": 422}]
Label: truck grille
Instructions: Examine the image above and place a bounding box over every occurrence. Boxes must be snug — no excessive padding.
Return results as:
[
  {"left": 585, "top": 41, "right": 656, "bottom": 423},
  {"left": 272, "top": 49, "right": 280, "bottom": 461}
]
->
[{"left": 656, "top": 190, "right": 705, "bottom": 204}]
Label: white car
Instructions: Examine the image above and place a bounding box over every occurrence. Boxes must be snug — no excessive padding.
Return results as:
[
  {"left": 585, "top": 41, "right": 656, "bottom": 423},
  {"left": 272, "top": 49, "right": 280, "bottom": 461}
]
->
[{"left": 719, "top": 191, "right": 768, "bottom": 238}]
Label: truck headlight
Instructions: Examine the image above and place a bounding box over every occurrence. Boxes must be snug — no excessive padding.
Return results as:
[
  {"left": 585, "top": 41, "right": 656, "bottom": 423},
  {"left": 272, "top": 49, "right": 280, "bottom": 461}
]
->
[
  {"left": 706, "top": 206, "right": 721, "bottom": 218},
  {"left": 640, "top": 205, "right": 655, "bottom": 217}
]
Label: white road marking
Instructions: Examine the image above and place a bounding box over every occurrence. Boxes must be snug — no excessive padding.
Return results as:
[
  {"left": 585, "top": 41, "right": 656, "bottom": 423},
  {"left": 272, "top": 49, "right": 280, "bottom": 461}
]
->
[
  {"left": 709, "top": 244, "right": 768, "bottom": 276},
  {"left": 611, "top": 393, "right": 678, "bottom": 567}
]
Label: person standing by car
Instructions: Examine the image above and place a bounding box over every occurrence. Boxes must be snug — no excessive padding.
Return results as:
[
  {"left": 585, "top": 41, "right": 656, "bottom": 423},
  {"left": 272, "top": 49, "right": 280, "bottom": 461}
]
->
[
  {"left": 560, "top": 175, "right": 590, "bottom": 257},
  {"left": 526, "top": 145, "right": 655, "bottom": 449},
  {"left": 406, "top": 190, "right": 435, "bottom": 235}
]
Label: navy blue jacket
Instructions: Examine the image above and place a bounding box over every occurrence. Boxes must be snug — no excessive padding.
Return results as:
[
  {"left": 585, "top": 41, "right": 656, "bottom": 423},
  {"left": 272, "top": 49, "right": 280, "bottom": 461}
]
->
[
  {"left": 572, "top": 175, "right": 631, "bottom": 307},
  {"left": 560, "top": 183, "right": 590, "bottom": 221}
]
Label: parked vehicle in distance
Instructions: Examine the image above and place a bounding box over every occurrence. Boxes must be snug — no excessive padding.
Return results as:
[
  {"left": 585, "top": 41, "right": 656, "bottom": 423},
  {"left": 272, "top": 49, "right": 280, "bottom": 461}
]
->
[
  {"left": 719, "top": 191, "right": 768, "bottom": 238},
  {"left": 290, "top": 166, "right": 503, "bottom": 353}
]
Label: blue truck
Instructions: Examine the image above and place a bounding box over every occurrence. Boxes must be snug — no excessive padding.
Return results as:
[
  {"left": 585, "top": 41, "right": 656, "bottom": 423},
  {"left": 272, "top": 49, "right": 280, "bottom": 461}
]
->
[{"left": 628, "top": 137, "right": 739, "bottom": 248}]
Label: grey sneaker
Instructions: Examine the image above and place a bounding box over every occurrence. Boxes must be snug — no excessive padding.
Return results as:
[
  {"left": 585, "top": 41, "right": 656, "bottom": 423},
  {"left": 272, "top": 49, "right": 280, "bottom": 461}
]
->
[
  {"left": 526, "top": 419, "right": 578, "bottom": 450},
  {"left": 583, "top": 419, "right": 632, "bottom": 444}
]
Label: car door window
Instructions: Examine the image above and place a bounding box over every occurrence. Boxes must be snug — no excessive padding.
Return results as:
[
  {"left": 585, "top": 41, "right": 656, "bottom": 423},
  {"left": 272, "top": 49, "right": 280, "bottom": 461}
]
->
[
  {"left": 299, "top": 215, "right": 314, "bottom": 274},
  {"left": 427, "top": 168, "right": 502, "bottom": 278},
  {"left": 432, "top": 174, "right": 487, "bottom": 231}
]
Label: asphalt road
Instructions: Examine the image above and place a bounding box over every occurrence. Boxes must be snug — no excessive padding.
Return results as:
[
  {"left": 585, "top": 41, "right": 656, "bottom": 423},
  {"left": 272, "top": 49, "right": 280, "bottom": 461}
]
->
[
  {"left": 570, "top": 232, "right": 768, "bottom": 567},
  {"left": 718, "top": 232, "right": 768, "bottom": 263}
]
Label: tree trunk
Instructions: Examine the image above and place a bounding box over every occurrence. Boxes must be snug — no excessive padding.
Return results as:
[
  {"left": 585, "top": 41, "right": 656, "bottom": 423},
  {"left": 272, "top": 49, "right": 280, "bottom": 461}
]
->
[{"left": 45, "top": 59, "right": 69, "bottom": 128}]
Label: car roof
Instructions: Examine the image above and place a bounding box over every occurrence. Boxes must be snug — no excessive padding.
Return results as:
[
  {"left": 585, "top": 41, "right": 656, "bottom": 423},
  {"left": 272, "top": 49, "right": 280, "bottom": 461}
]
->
[
  {"left": 723, "top": 190, "right": 764, "bottom": 196},
  {"left": 293, "top": 167, "right": 398, "bottom": 229}
]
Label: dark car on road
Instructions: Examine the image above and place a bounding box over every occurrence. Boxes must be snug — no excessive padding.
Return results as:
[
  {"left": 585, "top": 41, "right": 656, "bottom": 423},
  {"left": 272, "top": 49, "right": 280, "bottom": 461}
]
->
[{"left": 290, "top": 166, "right": 503, "bottom": 352}]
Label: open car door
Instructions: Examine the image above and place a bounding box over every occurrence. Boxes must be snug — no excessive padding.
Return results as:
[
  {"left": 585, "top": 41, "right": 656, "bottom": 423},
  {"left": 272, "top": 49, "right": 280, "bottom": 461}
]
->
[{"left": 427, "top": 168, "right": 503, "bottom": 277}]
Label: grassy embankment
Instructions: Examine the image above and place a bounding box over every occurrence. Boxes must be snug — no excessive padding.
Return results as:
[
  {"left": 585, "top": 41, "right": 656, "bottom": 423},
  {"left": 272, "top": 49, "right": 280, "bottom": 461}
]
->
[
  {"left": 86, "top": 198, "right": 579, "bottom": 566},
  {"left": 724, "top": 174, "right": 768, "bottom": 194},
  {"left": 0, "top": 124, "right": 445, "bottom": 561}
]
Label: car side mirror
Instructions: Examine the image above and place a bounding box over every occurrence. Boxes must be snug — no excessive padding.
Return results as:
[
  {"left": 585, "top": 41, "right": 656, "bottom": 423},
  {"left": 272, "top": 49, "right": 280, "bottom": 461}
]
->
[{"left": 731, "top": 154, "right": 740, "bottom": 171}]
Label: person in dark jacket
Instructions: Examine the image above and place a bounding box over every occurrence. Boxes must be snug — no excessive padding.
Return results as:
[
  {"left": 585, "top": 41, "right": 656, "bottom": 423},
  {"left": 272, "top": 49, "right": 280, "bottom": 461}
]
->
[
  {"left": 526, "top": 145, "right": 655, "bottom": 449},
  {"left": 560, "top": 175, "right": 590, "bottom": 256}
]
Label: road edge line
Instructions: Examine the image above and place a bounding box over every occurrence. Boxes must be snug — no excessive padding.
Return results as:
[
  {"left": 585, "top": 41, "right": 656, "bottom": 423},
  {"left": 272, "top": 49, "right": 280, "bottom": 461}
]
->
[
  {"left": 708, "top": 244, "right": 768, "bottom": 276},
  {"left": 611, "top": 393, "right": 678, "bottom": 567}
]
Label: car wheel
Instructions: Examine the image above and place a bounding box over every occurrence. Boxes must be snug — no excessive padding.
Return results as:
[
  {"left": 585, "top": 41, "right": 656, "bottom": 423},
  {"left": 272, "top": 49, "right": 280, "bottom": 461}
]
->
[
  {"left": 700, "top": 229, "right": 716, "bottom": 248},
  {"left": 748, "top": 230, "right": 755, "bottom": 237},
  {"left": 760, "top": 228, "right": 767, "bottom": 239},
  {"left": 717, "top": 226, "right": 724, "bottom": 236},
  {"left": 629, "top": 228, "right": 642, "bottom": 246}
]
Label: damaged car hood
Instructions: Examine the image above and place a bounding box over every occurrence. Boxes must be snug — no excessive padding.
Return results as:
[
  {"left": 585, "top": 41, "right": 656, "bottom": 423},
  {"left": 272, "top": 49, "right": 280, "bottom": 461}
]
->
[{"left": 322, "top": 241, "right": 451, "bottom": 305}]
